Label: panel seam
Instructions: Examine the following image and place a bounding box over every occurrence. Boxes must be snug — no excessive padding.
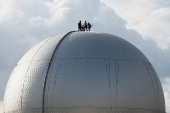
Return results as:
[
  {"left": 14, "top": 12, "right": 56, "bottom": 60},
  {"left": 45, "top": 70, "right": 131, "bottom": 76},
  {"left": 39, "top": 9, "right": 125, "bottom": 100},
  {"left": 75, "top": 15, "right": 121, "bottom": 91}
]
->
[
  {"left": 20, "top": 36, "right": 54, "bottom": 111},
  {"left": 42, "top": 31, "right": 76, "bottom": 113}
]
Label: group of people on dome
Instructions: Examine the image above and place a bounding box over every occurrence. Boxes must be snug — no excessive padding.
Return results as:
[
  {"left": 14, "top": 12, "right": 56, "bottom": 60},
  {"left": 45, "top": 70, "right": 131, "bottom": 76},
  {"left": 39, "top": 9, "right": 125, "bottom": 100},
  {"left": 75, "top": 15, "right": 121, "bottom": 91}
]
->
[{"left": 78, "top": 20, "right": 92, "bottom": 31}]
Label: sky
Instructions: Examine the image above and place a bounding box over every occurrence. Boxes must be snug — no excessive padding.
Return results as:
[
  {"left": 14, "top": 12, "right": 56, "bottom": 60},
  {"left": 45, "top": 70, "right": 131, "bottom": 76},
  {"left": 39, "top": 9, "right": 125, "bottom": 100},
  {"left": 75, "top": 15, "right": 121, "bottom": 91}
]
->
[{"left": 0, "top": 0, "right": 169, "bottom": 112}]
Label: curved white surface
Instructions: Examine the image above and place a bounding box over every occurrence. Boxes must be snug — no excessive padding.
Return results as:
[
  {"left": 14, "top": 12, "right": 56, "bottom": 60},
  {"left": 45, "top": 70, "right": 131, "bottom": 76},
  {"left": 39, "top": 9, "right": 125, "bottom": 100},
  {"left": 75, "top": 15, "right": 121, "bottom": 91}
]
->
[{"left": 3, "top": 32, "right": 165, "bottom": 113}]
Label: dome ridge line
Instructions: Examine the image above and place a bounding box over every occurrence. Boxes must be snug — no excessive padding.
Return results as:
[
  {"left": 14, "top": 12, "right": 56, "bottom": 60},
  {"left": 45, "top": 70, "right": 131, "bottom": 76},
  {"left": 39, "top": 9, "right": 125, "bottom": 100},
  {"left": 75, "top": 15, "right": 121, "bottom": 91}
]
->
[{"left": 42, "top": 31, "right": 76, "bottom": 113}]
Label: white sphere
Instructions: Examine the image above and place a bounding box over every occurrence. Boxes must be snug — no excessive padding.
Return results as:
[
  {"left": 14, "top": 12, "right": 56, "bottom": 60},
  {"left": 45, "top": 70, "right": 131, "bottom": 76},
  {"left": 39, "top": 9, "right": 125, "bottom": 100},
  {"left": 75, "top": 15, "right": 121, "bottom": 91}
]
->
[{"left": 3, "top": 32, "right": 165, "bottom": 113}]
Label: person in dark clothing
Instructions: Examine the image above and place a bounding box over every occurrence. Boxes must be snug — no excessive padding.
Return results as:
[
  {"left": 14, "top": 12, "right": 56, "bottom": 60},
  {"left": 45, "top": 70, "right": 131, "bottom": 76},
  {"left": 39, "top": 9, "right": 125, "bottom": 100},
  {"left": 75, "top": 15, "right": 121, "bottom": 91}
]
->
[
  {"left": 88, "top": 22, "right": 91, "bottom": 31},
  {"left": 84, "top": 21, "right": 88, "bottom": 31},
  {"left": 78, "top": 20, "right": 82, "bottom": 31}
]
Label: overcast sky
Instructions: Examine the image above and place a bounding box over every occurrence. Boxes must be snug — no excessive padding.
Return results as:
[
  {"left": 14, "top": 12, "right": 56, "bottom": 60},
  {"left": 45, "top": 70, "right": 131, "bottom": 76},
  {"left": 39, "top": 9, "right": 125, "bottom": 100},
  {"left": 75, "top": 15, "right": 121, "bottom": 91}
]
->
[{"left": 0, "top": 0, "right": 170, "bottom": 112}]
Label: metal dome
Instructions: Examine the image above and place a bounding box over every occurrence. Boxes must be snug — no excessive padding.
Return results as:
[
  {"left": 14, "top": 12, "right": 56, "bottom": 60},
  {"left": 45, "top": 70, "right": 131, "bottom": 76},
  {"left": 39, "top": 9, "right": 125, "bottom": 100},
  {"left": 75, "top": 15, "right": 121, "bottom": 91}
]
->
[{"left": 3, "top": 31, "right": 165, "bottom": 113}]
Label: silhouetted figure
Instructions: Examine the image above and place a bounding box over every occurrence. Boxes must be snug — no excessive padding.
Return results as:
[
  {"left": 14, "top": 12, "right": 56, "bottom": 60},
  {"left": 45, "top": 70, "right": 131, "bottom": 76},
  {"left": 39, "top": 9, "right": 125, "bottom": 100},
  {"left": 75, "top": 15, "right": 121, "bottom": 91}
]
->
[
  {"left": 84, "top": 21, "right": 88, "bottom": 31},
  {"left": 81, "top": 24, "right": 85, "bottom": 31},
  {"left": 78, "top": 20, "right": 82, "bottom": 31},
  {"left": 88, "top": 22, "right": 91, "bottom": 31}
]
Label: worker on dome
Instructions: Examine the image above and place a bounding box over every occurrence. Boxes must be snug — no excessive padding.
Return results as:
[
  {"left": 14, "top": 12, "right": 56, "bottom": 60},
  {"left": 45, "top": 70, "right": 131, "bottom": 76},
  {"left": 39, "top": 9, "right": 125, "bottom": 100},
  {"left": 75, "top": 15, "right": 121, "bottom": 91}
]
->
[
  {"left": 78, "top": 20, "right": 92, "bottom": 31},
  {"left": 84, "top": 21, "right": 88, "bottom": 31},
  {"left": 78, "top": 20, "right": 82, "bottom": 31},
  {"left": 87, "top": 22, "right": 92, "bottom": 31}
]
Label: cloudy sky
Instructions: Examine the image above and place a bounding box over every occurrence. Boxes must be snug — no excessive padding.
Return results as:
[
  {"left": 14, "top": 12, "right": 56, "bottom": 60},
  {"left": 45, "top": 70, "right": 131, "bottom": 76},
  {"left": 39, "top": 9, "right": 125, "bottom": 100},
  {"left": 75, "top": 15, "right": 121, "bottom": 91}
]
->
[{"left": 0, "top": 0, "right": 170, "bottom": 112}]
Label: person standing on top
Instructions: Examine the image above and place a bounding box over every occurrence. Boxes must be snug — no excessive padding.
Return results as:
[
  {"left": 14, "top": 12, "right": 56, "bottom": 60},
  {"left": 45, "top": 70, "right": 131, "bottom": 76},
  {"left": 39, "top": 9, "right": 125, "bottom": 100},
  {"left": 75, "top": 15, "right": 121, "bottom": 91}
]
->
[
  {"left": 78, "top": 20, "right": 82, "bottom": 31},
  {"left": 88, "top": 22, "right": 91, "bottom": 31},
  {"left": 84, "top": 21, "right": 88, "bottom": 31}
]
